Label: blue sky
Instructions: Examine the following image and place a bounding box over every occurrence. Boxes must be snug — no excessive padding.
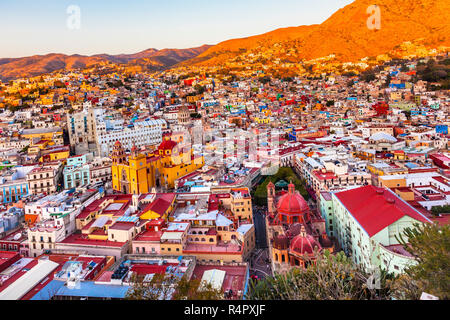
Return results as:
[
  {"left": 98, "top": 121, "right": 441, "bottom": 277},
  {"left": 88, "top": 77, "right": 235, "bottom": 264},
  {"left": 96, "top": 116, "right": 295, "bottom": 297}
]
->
[{"left": 0, "top": 0, "right": 353, "bottom": 58}]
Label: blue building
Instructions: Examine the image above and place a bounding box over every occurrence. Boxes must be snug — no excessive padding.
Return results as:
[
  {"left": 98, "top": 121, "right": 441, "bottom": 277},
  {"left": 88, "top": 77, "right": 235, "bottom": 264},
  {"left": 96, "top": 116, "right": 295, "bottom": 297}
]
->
[
  {"left": 0, "top": 167, "right": 34, "bottom": 204},
  {"left": 436, "top": 125, "right": 448, "bottom": 135},
  {"left": 389, "top": 83, "right": 406, "bottom": 89},
  {"left": 63, "top": 155, "right": 90, "bottom": 189},
  {"left": 411, "top": 110, "right": 427, "bottom": 116}
]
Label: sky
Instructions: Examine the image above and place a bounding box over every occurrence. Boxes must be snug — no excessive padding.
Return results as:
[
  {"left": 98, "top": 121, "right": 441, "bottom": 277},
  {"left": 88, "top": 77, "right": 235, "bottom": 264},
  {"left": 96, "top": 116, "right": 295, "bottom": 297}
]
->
[{"left": 0, "top": 0, "right": 354, "bottom": 58}]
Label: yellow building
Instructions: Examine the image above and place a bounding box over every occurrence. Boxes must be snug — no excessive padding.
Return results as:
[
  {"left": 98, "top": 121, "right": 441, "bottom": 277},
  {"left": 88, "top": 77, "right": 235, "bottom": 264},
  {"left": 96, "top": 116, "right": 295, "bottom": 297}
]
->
[
  {"left": 39, "top": 146, "right": 70, "bottom": 163},
  {"left": 112, "top": 136, "right": 204, "bottom": 193},
  {"left": 21, "top": 127, "right": 63, "bottom": 142},
  {"left": 254, "top": 117, "right": 270, "bottom": 124}
]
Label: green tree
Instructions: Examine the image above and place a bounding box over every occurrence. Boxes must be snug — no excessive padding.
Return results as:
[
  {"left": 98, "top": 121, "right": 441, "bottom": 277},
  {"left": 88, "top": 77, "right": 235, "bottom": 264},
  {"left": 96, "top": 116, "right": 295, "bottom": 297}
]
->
[
  {"left": 259, "top": 76, "right": 271, "bottom": 85},
  {"left": 431, "top": 205, "right": 450, "bottom": 216},
  {"left": 253, "top": 167, "right": 309, "bottom": 206},
  {"left": 400, "top": 64, "right": 410, "bottom": 72},
  {"left": 383, "top": 74, "right": 392, "bottom": 88},
  {"left": 190, "top": 112, "right": 202, "bottom": 119},
  {"left": 125, "top": 273, "right": 223, "bottom": 300},
  {"left": 361, "top": 69, "right": 376, "bottom": 82},
  {"left": 395, "top": 223, "right": 450, "bottom": 299},
  {"left": 247, "top": 251, "right": 395, "bottom": 300},
  {"left": 194, "top": 84, "right": 205, "bottom": 95}
]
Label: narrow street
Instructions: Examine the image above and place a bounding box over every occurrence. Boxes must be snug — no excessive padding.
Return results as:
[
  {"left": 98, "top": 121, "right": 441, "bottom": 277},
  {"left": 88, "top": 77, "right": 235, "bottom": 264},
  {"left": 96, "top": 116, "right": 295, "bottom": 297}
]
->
[{"left": 249, "top": 205, "right": 272, "bottom": 280}]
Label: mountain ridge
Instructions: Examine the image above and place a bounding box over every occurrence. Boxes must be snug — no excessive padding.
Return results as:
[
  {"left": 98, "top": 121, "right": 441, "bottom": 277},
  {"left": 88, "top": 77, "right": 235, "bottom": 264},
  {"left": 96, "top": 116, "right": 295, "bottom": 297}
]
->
[
  {"left": 178, "top": 0, "right": 450, "bottom": 68},
  {"left": 0, "top": 45, "right": 212, "bottom": 81},
  {"left": 1, "top": 0, "right": 449, "bottom": 81}
]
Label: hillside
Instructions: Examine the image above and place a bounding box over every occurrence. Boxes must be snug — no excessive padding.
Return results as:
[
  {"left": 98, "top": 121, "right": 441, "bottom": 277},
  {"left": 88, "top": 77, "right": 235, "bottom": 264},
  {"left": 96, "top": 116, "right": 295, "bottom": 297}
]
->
[
  {"left": 181, "top": 0, "right": 450, "bottom": 68},
  {"left": 0, "top": 45, "right": 212, "bottom": 81},
  {"left": 1, "top": 0, "right": 448, "bottom": 81}
]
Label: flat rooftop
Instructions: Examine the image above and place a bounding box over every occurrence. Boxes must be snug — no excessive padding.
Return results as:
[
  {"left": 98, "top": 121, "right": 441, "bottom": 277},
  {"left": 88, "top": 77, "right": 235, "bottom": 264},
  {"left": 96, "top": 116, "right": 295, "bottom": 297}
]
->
[
  {"left": 59, "top": 234, "right": 127, "bottom": 248},
  {"left": 184, "top": 242, "right": 242, "bottom": 254},
  {"left": 191, "top": 264, "right": 248, "bottom": 298}
]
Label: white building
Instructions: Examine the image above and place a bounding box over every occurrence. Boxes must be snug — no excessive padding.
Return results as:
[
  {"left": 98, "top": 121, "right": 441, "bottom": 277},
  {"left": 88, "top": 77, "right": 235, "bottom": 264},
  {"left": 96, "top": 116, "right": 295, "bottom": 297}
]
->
[
  {"left": 96, "top": 119, "right": 166, "bottom": 157},
  {"left": 324, "top": 185, "right": 432, "bottom": 275}
]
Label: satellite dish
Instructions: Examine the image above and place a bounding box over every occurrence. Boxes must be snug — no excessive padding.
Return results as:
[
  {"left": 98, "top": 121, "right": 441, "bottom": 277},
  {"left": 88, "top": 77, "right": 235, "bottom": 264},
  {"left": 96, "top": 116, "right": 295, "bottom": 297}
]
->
[{"left": 13, "top": 233, "right": 21, "bottom": 241}]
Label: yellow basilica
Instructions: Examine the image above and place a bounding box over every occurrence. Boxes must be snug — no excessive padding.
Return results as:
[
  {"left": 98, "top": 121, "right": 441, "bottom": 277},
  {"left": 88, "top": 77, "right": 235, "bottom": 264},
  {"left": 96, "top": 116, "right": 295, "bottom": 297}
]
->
[{"left": 111, "top": 136, "right": 204, "bottom": 193}]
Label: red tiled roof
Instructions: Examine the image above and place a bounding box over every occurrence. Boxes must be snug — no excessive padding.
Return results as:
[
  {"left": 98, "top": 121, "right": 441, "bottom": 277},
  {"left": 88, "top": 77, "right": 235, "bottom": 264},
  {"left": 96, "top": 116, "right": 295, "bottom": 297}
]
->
[
  {"left": 0, "top": 258, "right": 37, "bottom": 293},
  {"left": 431, "top": 215, "right": 450, "bottom": 226},
  {"left": 130, "top": 263, "right": 178, "bottom": 275},
  {"left": 140, "top": 194, "right": 175, "bottom": 217},
  {"left": 158, "top": 139, "right": 177, "bottom": 151},
  {"left": 335, "top": 185, "right": 431, "bottom": 237},
  {"left": 134, "top": 229, "right": 163, "bottom": 242},
  {"left": 191, "top": 264, "right": 248, "bottom": 294},
  {"left": 59, "top": 234, "right": 126, "bottom": 248},
  {"left": 109, "top": 222, "right": 134, "bottom": 231}
]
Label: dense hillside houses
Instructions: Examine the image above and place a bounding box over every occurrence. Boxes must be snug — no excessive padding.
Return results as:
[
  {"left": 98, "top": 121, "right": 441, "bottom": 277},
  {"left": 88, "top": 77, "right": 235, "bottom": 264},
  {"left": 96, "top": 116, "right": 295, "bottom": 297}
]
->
[{"left": 0, "top": 44, "right": 448, "bottom": 301}]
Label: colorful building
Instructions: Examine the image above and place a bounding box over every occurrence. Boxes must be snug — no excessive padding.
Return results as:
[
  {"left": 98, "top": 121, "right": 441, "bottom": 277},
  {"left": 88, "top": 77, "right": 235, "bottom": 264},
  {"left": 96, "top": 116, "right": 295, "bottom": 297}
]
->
[
  {"left": 267, "top": 181, "right": 334, "bottom": 272},
  {"left": 111, "top": 136, "right": 204, "bottom": 193},
  {"left": 63, "top": 155, "right": 90, "bottom": 189},
  {"left": 325, "top": 185, "right": 432, "bottom": 274}
]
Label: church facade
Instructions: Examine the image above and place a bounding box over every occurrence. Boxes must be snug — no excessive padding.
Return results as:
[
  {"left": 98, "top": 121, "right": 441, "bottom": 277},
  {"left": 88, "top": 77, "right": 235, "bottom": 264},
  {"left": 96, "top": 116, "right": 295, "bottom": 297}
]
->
[
  {"left": 266, "top": 181, "right": 335, "bottom": 272},
  {"left": 111, "top": 136, "right": 204, "bottom": 193}
]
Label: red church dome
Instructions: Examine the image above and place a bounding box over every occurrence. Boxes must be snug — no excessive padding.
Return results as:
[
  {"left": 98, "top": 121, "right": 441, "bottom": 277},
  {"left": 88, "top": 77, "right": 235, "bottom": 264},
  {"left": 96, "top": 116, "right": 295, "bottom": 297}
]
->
[
  {"left": 277, "top": 182, "right": 309, "bottom": 214},
  {"left": 158, "top": 138, "right": 177, "bottom": 151},
  {"left": 289, "top": 226, "right": 322, "bottom": 256},
  {"left": 273, "top": 234, "right": 289, "bottom": 250}
]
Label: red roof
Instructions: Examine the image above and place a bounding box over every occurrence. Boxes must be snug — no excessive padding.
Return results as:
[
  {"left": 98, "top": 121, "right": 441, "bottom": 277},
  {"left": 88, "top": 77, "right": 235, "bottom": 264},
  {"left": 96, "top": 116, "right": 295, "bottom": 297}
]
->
[
  {"left": 277, "top": 184, "right": 309, "bottom": 214},
  {"left": 109, "top": 222, "right": 134, "bottom": 231},
  {"left": 191, "top": 264, "right": 248, "bottom": 296},
  {"left": 59, "top": 234, "right": 127, "bottom": 248},
  {"left": 134, "top": 229, "right": 163, "bottom": 242},
  {"left": 335, "top": 185, "right": 431, "bottom": 237},
  {"left": 290, "top": 232, "right": 321, "bottom": 256},
  {"left": 130, "top": 263, "right": 178, "bottom": 275},
  {"left": 140, "top": 193, "right": 175, "bottom": 217},
  {"left": 158, "top": 139, "right": 177, "bottom": 151}
]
